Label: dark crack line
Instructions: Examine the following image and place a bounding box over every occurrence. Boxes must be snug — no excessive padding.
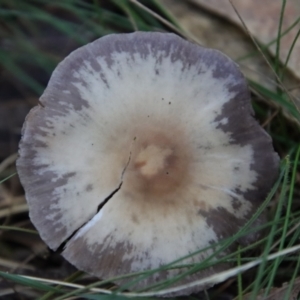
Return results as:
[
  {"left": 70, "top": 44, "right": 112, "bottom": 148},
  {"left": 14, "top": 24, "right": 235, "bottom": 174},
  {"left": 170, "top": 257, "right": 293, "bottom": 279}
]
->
[
  {"left": 98, "top": 144, "right": 132, "bottom": 210},
  {"left": 122, "top": 149, "right": 132, "bottom": 179},
  {"left": 56, "top": 150, "right": 132, "bottom": 253},
  {"left": 97, "top": 151, "right": 131, "bottom": 213},
  {"left": 56, "top": 182, "right": 123, "bottom": 253},
  {"left": 97, "top": 181, "right": 122, "bottom": 212}
]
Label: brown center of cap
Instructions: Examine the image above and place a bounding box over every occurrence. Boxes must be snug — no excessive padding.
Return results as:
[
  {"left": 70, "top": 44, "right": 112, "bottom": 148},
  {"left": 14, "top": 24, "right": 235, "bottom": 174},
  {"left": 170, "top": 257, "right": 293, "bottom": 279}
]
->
[
  {"left": 124, "top": 126, "right": 191, "bottom": 198},
  {"left": 135, "top": 145, "right": 172, "bottom": 178}
]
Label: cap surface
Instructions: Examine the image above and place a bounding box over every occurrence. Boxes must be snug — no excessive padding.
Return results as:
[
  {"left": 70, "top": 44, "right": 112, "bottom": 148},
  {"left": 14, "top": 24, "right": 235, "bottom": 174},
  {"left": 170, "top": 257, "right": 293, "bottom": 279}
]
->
[{"left": 17, "top": 32, "right": 279, "bottom": 295}]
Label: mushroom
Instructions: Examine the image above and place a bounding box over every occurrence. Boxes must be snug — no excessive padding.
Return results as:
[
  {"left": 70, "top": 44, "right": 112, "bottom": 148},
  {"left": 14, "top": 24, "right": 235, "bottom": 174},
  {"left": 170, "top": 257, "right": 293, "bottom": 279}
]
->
[{"left": 17, "top": 32, "right": 279, "bottom": 295}]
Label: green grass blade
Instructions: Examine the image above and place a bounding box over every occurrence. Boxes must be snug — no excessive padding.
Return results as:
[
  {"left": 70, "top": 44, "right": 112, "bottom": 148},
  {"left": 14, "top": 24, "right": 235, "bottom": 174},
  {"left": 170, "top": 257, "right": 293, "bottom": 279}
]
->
[
  {"left": 0, "top": 271, "right": 64, "bottom": 293},
  {"left": 275, "top": 0, "right": 286, "bottom": 74},
  {"left": 0, "top": 173, "right": 17, "bottom": 184},
  {"left": 250, "top": 80, "right": 300, "bottom": 122}
]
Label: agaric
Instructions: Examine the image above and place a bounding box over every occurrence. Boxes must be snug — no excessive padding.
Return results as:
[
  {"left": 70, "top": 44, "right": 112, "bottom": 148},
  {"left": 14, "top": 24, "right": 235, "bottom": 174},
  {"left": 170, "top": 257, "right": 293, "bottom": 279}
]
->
[{"left": 17, "top": 32, "right": 279, "bottom": 295}]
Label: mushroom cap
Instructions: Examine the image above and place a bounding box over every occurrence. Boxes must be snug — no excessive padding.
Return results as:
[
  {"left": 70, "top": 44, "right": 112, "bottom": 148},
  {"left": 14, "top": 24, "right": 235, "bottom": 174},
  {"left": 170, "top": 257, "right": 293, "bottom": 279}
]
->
[{"left": 17, "top": 32, "right": 279, "bottom": 295}]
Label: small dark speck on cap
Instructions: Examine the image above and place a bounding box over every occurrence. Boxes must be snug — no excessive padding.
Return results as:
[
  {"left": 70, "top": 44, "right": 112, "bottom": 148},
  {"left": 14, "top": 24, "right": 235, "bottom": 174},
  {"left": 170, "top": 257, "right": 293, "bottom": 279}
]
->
[{"left": 86, "top": 184, "right": 93, "bottom": 192}]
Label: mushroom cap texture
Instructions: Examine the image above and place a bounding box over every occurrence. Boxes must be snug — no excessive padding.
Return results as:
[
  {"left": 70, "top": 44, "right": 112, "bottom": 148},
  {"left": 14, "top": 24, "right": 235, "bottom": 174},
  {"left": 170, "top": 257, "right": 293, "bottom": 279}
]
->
[{"left": 17, "top": 32, "right": 279, "bottom": 295}]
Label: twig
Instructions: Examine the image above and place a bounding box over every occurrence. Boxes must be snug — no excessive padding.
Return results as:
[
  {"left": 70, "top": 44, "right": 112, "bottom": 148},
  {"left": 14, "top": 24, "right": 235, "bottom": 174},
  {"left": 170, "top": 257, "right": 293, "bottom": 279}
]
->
[{"left": 0, "top": 203, "right": 28, "bottom": 219}]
